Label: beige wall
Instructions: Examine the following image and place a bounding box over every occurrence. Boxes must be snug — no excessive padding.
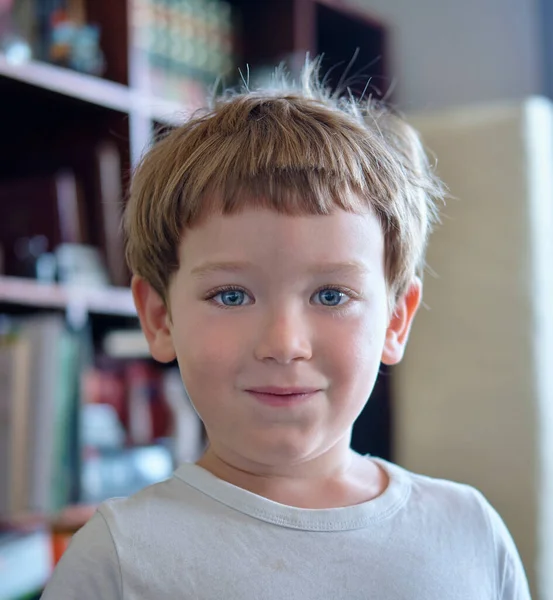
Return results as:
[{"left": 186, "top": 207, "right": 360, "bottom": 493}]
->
[{"left": 394, "top": 98, "right": 553, "bottom": 598}]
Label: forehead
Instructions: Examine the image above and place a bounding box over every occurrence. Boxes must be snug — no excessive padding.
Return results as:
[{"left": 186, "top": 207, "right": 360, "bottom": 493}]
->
[{"left": 179, "top": 207, "right": 384, "bottom": 274}]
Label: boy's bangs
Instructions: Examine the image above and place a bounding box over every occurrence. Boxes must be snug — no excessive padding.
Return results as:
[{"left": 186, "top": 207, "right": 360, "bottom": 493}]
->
[
  {"left": 177, "top": 108, "right": 388, "bottom": 226},
  {"left": 187, "top": 170, "right": 369, "bottom": 225}
]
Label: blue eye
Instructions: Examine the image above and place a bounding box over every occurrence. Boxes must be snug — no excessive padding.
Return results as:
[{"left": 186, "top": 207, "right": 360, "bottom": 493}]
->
[
  {"left": 315, "top": 288, "right": 348, "bottom": 307},
  {"left": 219, "top": 289, "right": 247, "bottom": 306},
  {"left": 208, "top": 287, "right": 252, "bottom": 307}
]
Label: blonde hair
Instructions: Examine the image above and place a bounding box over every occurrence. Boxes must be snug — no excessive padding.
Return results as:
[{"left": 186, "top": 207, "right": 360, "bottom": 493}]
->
[{"left": 124, "top": 60, "right": 445, "bottom": 310}]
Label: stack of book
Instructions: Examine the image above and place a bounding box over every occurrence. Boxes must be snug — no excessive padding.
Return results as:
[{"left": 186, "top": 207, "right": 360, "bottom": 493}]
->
[
  {"left": 130, "top": 0, "right": 236, "bottom": 104},
  {"left": 0, "top": 318, "right": 204, "bottom": 522},
  {"left": 0, "top": 314, "right": 82, "bottom": 518}
]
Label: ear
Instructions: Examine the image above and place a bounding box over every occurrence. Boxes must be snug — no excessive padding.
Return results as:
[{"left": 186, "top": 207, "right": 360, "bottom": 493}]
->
[
  {"left": 131, "top": 276, "right": 176, "bottom": 363},
  {"left": 381, "top": 277, "right": 422, "bottom": 366}
]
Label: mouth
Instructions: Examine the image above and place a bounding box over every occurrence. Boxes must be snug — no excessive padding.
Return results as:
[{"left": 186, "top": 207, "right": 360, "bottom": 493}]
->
[{"left": 245, "top": 387, "right": 321, "bottom": 407}]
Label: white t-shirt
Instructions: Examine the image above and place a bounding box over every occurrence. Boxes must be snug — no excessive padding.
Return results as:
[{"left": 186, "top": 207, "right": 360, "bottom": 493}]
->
[{"left": 41, "top": 457, "right": 531, "bottom": 599}]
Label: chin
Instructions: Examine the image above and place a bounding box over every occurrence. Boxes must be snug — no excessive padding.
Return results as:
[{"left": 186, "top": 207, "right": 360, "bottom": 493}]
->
[{"left": 240, "top": 431, "right": 323, "bottom": 466}]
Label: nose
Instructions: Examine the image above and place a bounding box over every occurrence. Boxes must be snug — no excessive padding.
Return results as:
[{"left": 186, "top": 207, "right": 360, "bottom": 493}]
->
[{"left": 253, "top": 304, "right": 313, "bottom": 364}]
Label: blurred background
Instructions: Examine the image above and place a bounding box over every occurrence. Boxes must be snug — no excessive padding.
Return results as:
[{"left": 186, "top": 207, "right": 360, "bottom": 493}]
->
[{"left": 0, "top": 0, "right": 552, "bottom": 598}]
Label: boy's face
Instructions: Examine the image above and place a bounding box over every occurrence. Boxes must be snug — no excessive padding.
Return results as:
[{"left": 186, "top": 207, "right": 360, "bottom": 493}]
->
[{"left": 135, "top": 203, "right": 420, "bottom": 469}]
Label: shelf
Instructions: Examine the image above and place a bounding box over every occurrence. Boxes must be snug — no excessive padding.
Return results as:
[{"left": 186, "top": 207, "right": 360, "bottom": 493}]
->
[
  {"left": 0, "top": 276, "right": 136, "bottom": 317},
  {"left": 0, "top": 56, "right": 193, "bottom": 125},
  {"left": 0, "top": 56, "right": 133, "bottom": 113},
  {"left": 0, "top": 503, "right": 97, "bottom": 531}
]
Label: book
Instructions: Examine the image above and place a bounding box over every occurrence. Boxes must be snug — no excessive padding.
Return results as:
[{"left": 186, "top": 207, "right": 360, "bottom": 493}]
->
[
  {"left": 49, "top": 329, "right": 81, "bottom": 512},
  {"left": 94, "top": 142, "right": 128, "bottom": 287},
  {"left": 21, "top": 315, "right": 68, "bottom": 514},
  {"left": 32, "top": 0, "right": 67, "bottom": 62},
  {"left": 130, "top": 0, "right": 236, "bottom": 103},
  {"left": 125, "top": 361, "right": 172, "bottom": 445},
  {"left": 11, "top": 0, "right": 37, "bottom": 53},
  {"left": 0, "top": 329, "right": 32, "bottom": 517}
]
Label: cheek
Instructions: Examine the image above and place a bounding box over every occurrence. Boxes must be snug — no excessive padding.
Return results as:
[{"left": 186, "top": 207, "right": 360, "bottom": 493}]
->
[
  {"left": 320, "top": 307, "right": 388, "bottom": 396},
  {"left": 170, "top": 311, "right": 247, "bottom": 392}
]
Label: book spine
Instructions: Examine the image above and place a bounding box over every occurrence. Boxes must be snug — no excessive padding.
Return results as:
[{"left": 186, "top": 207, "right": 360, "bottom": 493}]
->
[
  {"left": 33, "top": 0, "right": 66, "bottom": 61},
  {"left": 131, "top": 0, "right": 236, "bottom": 102}
]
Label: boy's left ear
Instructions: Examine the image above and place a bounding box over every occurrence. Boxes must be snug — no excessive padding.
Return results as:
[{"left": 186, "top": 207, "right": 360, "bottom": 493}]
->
[{"left": 381, "top": 278, "right": 422, "bottom": 366}]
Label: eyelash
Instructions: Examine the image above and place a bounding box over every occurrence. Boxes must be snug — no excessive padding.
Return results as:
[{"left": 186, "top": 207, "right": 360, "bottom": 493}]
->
[{"left": 204, "top": 285, "right": 358, "bottom": 310}]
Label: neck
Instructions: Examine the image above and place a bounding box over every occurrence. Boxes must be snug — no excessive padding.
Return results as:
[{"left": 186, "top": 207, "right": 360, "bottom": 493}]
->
[{"left": 196, "top": 439, "right": 388, "bottom": 509}]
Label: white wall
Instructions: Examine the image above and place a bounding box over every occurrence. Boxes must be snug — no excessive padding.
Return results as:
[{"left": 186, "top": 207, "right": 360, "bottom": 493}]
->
[{"left": 353, "top": 0, "right": 544, "bottom": 110}]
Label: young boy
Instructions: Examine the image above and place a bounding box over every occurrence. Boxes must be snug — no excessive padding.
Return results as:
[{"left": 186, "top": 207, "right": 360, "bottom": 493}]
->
[{"left": 42, "top": 62, "right": 531, "bottom": 599}]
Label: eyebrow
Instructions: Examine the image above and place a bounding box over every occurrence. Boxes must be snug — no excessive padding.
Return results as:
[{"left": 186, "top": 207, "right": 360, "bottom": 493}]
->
[
  {"left": 190, "top": 260, "right": 370, "bottom": 279},
  {"left": 190, "top": 261, "right": 257, "bottom": 278}
]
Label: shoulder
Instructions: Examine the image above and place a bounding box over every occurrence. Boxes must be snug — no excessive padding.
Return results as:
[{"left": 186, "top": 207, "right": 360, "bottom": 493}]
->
[
  {"left": 378, "top": 457, "right": 489, "bottom": 516},
  {"left": 381, "top": 458, "right": 493, "bottom": 513},
  {"left": 42, "top": 510, "right": 121, "bottom": 599},
  {"left": 42, "top": 474, "right": 192, "bottom": 597},
  {"left": 97, "top": 471, "right": 201, "bottom": 538},
  {"left": 380, "top": 459, "right": 531, "bottom": 598},
  {"left": 42, "top": 473, "right": 203, "bottom": 599}
]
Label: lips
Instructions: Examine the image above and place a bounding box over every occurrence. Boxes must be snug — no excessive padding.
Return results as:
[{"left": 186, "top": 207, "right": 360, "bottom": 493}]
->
[
  {"left": 245, "top": 386, "right": 321, "bottom": 407},
  {"left": 246, "top": 386, "right": 321, "bottom": 395}
]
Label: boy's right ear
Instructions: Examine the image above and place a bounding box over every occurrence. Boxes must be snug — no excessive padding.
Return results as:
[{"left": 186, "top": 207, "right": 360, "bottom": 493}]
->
[{"left": 131, "top": 276, "right": 177, "bottom": 363}]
